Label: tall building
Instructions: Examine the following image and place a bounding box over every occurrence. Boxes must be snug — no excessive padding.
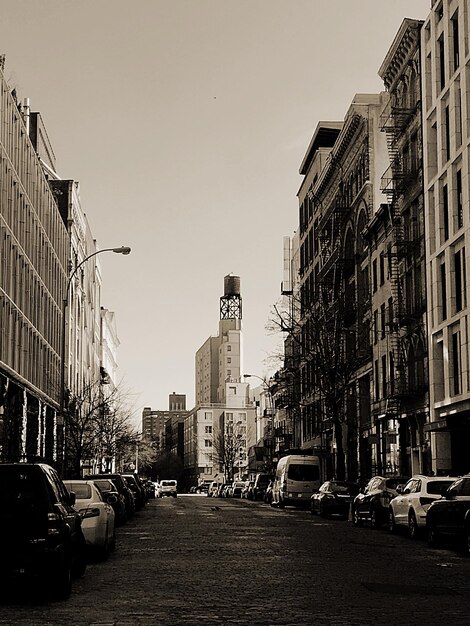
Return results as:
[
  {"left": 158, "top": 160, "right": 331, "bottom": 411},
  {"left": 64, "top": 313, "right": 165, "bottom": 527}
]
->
[
  {"left": 422, "top": 0, "right": 470, "bottom": 475},
  {"left": 186, "top": 275, "right": 256, "bottom": 487},
  {"left": 195, "top": 274, "right": 243, "bottom": 405},
  {"left": 0, "top": 66, "right": 68, "bottom": 464},
  {"left": 142, "top": 393, "right": 188, "bottom": 458},
  {"left": 376, "top": 18, "right": 429, "bottom": 478}
]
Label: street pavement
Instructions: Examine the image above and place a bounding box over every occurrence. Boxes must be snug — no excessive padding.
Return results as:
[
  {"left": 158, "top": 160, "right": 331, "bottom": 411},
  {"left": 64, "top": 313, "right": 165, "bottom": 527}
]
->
[{"left": 1, "top": 494, "right": 470, "bottom": 625}]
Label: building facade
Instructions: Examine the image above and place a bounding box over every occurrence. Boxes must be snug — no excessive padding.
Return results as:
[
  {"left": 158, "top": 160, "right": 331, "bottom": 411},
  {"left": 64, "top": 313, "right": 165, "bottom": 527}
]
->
[
  {"left": 373, "top": 18, "right": 429, "bottom": 479},
  {"left": 0, "top": 66, "right": 68, "bottom": 465},
  {"left": 422, "top": 0, "right": 470, "bottom": 475}
]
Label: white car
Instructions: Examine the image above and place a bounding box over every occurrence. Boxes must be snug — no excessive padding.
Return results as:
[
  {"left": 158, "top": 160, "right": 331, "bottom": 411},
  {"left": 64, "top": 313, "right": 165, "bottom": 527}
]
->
[
  {"left": 389, "top": 474, "right": 459, "bottom": 538},
  {"left": 156, "top": 480, "right": 177, "bottom": 497},
  {"left": 64, "top": 480, "right": 116, "bottom": 558}
]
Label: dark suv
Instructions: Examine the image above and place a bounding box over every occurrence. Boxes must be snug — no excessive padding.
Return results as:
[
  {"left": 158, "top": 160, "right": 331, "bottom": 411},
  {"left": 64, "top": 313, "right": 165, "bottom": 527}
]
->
[
  {"left": 0, "top": 463, "right": 87, "bottom": 599},
  {"left": 353, "top": 476, "right": 409, "bottom": 528}
]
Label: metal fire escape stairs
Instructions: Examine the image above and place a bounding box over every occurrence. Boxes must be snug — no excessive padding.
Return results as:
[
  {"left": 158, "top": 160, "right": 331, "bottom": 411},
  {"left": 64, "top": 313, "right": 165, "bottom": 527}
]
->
[{"left": 380, "top": 103, "right": 412, "bottom": 419}]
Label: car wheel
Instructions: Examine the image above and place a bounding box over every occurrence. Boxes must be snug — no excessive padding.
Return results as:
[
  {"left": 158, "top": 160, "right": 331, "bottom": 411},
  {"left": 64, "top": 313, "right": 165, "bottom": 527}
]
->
[
  {"left": 370, "top": 507, "right": 380, "bottom": 529},
  {"left": 50, "top": 560, "right": 72, "bottom": 601},
  {"left": 319, "top": 502, "right": 327, "bottom": 518},
  {"left": 310, "top": 501, "right": 316, "bottom": 515},
  {"left": 389, "top": 508, "right": 397, "bottom": 533},
  {"left": 408, "top": 511, "right": 419, "bottom": 539},
  {"left": 464, "top": 528, "right": 470, "bottom": 557},
  {"left": 353, "top": 508, "right": 363, "bottom": 527},
  {"left": 278, "top": 497, "right": 285, "bottom": 509},
  {"left": 427, "top": 522, "right": 442, "bottom": 548}
]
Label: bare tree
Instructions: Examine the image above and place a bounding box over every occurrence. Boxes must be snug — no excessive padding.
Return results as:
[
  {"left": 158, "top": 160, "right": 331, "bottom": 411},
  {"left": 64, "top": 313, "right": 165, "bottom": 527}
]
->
[
  {"left": 64, "top": 378, "right": 139, "bottom": 477},
  {"left": 269, "top": 281, "right": 370, "bottom": 480},
  {"left": 212, "top": 421, "right": 246, "bottom": 483}
]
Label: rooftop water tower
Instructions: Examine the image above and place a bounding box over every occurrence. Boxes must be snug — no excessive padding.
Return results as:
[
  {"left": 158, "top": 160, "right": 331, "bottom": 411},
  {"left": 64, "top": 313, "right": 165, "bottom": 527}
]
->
[{"left": 220, "top": 274, "right": 242, "bottom": 320}]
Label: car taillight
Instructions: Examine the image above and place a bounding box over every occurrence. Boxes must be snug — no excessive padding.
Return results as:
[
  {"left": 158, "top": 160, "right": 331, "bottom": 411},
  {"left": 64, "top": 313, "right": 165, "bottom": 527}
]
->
[
  {"left": 419, "top": 497, "right": 436, "bottom": 506},
  {"left": 47, "top": 512, "right": 61, "bottom": 535},
  {"left": 79, "top": 507, "right": 100, "bottom": 519}
]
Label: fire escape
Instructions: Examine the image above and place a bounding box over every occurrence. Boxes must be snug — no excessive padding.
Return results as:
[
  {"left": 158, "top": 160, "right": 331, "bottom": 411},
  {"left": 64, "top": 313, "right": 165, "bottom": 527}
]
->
[{"left": 379, "top": 98, "right": 417, "bottom": 416}]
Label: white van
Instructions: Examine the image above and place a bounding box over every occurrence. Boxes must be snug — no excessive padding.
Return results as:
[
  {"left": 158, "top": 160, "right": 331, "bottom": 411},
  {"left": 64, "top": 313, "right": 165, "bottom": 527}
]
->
[{"left": 271, "top": 454, "right": 321, "bottom": 508}]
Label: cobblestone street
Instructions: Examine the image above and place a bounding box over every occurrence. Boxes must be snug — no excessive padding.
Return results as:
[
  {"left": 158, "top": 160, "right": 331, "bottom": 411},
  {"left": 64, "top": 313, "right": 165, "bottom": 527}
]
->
[{"left": 1, "top": 496, "right": 470, "bottom": 625}]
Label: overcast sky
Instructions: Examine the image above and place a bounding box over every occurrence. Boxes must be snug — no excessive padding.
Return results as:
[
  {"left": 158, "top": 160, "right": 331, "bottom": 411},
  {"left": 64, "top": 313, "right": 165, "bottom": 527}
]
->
[{"left": 0, "top": 0, "right": 431, "bottom": 424}]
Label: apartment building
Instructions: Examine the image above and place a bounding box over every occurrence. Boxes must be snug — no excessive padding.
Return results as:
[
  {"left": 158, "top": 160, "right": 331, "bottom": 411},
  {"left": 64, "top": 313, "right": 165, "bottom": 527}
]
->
[
  {"left": 365, "top": 18, "right": 430, "bottom": 479},
  {"left": 422, "top": 0, "right": 470, "bottom": 475},
  {"left": 293, "top": 96, "right": 389, "bottom": 481},
  {"left": 0, "top": 66, "right": 68, "bottom": 464}
]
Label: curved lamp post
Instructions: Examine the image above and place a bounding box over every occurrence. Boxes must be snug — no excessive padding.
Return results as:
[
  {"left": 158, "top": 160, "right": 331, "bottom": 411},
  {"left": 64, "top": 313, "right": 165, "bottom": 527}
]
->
[{"left": 59, "top": 246, "right": 131, "bottom": 425}]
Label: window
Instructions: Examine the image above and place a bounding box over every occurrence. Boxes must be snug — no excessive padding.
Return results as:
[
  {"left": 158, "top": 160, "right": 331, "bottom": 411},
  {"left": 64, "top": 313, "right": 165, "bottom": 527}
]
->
[
  {"left": 453, "top": 248, "right": 465, "bottom": 313},
  {"left": 205, "top": 425, "right": 212, "bottom": 434},
  {"left": 374, "top": 360, "right": 379, "bottom": 400},
  {"left": 204, "top": 439, "right": 212, "bottom": 447},
  {"left": 227, "top": 345, "right": 231, "bottom": 352},
  {"left": 204, "top": 412, "right": 212, "bottom": 420},
  {"left": 440, "top": 260, "right": 447, "bottom": 321},
  {"left": 381, "top": 354, "right": 387, "bottom": 398},
  {"left": 372, "top": 259, "right": 378, "bottom": 292},
  {"left": 373, "top": 310, "right": 378, "bottom": 344},
  {"left": 444, "top": 105, "right": 450, "bottom": 161},
  {"left": 456, "top": 169, "right": 463, "bottom": 229},
  {"left": 381, "top": 303, "right": 386, "bottom": 339},
  {"left": 227, "top": 357, "right": 231, "bottom": 364},
  {"left": 452, "top": 10, "right": 460, "bottom": 71},
  {"left": 442, "top": 183, "right": 449, "bottom": 241},
  {"left": 379, "top": 253, "right": 385, "bottom": 286},
  {"left": 452, "top": 329, "right": 462, "bottom": 395},
  {"left": 439, "top": 35, "right": 445, "bottom": 90}
]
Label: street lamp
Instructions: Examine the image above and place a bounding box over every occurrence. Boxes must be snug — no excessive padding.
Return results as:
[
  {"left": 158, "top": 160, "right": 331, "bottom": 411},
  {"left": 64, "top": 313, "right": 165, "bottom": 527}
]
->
[{"left": 59, "top": 246, "right": 131, "bottom": 461}]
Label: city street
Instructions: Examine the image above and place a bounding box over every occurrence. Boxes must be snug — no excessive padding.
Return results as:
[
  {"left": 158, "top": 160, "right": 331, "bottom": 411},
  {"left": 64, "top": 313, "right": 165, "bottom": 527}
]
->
[{"left": 1, "top": 495, "right": 470, "bottom": 625}]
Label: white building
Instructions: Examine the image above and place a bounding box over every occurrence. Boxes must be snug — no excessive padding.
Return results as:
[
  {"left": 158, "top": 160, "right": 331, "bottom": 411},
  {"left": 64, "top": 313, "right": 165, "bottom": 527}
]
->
[{"left": 422, "top": 0, "right": 470, "bottom": 475}]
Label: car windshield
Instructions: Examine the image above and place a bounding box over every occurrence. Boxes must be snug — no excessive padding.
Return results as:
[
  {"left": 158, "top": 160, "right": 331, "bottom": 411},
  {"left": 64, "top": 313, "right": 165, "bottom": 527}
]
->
[
  {"left": 161, "top": 481, "right": 176, "bottom": 487},
  {"left": 257, "top": 476, "right": 273, "bottom": 485},
  {"left": 426, "top": 480, "right": 454, "bottom": 495},
  {"left": 287, "top": 464, "right": 320, "bottom": 482},
  {"left": 66, "top": 482, "right": 91, "bottom": 499}
]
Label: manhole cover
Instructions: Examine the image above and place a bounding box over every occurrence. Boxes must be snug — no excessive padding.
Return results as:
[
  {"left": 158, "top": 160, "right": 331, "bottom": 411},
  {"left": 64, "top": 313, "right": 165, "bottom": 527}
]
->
[{"left": 362, "top": 582, "right": 458, "bottom": 596}]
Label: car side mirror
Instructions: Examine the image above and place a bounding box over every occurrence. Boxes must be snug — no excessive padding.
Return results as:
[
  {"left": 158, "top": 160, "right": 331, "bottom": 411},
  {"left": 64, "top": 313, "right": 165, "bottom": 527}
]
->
[
  {"left": 396, "top": 485, "right": 404, "bottom": 494},
  {"left": 68, "top": 491, "right": 76, "bottom": 506}
]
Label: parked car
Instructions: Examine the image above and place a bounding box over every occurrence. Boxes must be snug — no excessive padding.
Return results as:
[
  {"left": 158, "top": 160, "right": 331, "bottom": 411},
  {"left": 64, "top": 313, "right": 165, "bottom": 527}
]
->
[
  {"left": 353, "top": 476, "right": 409, "bottom": 528},
  {"left": 142, "top": 478, "right": 156, "bottom": 499},
  {"left": 241, "top": 481, "right": 254, "bottom": 499},
  {"left": 91, "top": 478, "right": 127, "bottom": 526},
  {"left": 389, "top": 474, "right": 459, "bottom": 538},
  {"left": 0, "top": 463, "right": 87, "bottom": 600},
  {"left": 157, "top": 480, "right": 178, "bottom": 497},
  {"left": 122, "top": 473, "right": 147, "bottom": 509},
  {"left": 208, "top": 481, "right": 220, "bottom": 497},
  {"left": 216, "top": 483, "right": 229, "bottom": 497},
  {"left": 426, "top": 474, "right": 470, "bottom": 553},
  {"left": 252, "top": 474, "right": 274, "bottom": 501},
  {"left": 195, "top": 481, "right": 211, "bottom": 495},
  {"left": 311, "top": 481, "right": 360, "bottom": 518},
  {"left": 230, "top": 481, "right": 246, "bottom": 498},
  {"left": 264, "top": 480, "right": 274, "bottom": 504},
  {"left": 64, "top": 480, "right": 115, "bottom": 559},
  {"left": 221, "top": 484, "right": 233, "bottom": 498},
  {"left": 86, "top": 473, "right": 135, "bottom": 519},
  {"left": 271, "top": 455, "right": 322, "bottom": 508}
]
